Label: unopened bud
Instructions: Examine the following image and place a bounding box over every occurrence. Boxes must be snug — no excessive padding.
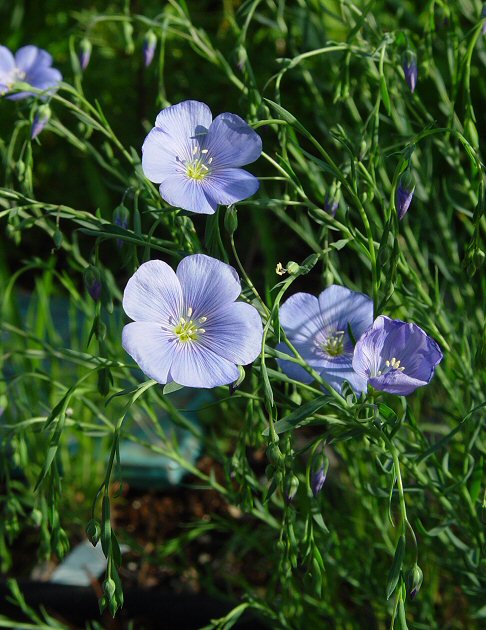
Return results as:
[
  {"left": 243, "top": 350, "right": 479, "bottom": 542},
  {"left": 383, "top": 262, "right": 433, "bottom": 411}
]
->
[
  {"left": 286, "top": 261, "right": 300, "bottom": 275},
  {"left": 84, "top": 266, "right": 102, "bottom": 301},
  {"left": 113, "top": 204, "right": 129, "bottom": 229},
  {"left": 311, "top": 454, "right": 329, "bottom": 497},
  {"left": 286, "top": 475, "right": 299, "bottom": 503},
  {"left": 406, "top": 563, "right": 423, "bottom": 600},
  {"left": 113, "top": 204, "right": 130, "bottom": 248},
  {"left": 143, "top": 30, "right": 157, "bottom": 67},
  {"left": 103, "top": 577, "right": 116, "bottom": 600},
  {"left": 79, "top": 38, "right": 92, "bottom": 71},
  {"left": 86, "top": 518, "right": 101, "bottom": 546},
  {"left": 396, "top": 172, "right": 415, "bottom": 220},
  {"left": 31, "top": 104, "right": 51, "bottom": 139},
  {"left": 224, "top": 204, "right": 238, "bottom": 235},
  {"left": 402, "top": 50, "right": 418, "bottom": 93},
  {"left": 481, "top": 5, "right": 486, "bottom": 35},
  {"left": 266, "top": 442, "right": 283, "bottom": 467}
]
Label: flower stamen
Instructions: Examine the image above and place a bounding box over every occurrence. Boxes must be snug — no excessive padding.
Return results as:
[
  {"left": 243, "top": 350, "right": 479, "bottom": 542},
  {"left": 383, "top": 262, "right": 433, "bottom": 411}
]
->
[
  {"left": 185, "top": 145, "right": 212, "bottom": 181},
  {"left": 321, "top": 330, "right": 345, "bottom": 357}
]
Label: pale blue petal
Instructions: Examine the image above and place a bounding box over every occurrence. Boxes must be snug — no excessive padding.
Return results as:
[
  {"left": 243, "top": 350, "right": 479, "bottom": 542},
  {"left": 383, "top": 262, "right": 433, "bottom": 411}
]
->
[
  {"left": 320, "top": 363, "right": 367, "bottom": 394},
  {"left": 122, "top": 322, "right": 177, "bottom": 384},
  {"left": 200, "top": 301, "right": 263, "bottom": 365},
  {"left": 123, "top": 259, "right": 183, "bottom": 324},
  {"left": 142, "top": 127, "right": 182, "bottom": 183},
  {"left": 169, "top": 342, "right": 240, "bottom": 388},
  {"left": 27, "top": 67, "right": 62, "bottom": 90},
  {"left": 15, "top": 46, "right": 53, "bottom": 74},
  {"left": 201, "top": 168, "right": 259, "bottom": 206},
  {"left": 318, "top": 285, "right": 373, "bottom": 339},
  {"left": 370, "top": 372, "right": 425, "bottom": 396},
  {"left": 205, "top": 113, "right": 262, "bottom": 168},
  {"left": 159, "top": 175, "right": 216, "bottom": 214},
  {"left": 0, "top": 46, "right": 15, "bottom": 75},
  {"left": 279, "top": 292, "right": 322, "bottom": 343},
  {"left": 154, "top": 100, "right": 212, "bottom": 162},
  {"left": 176, "top": 254, "right": 241, "bottom": 318}
]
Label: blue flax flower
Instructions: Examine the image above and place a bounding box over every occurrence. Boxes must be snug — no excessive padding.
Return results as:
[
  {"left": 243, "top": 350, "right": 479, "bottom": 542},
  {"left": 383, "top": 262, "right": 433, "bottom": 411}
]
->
[
  {"left": 122, "top": 254, "right": 263, "bottom": 388},
  {"left": 0, "top": 45, "right": 61, "bottom": 100},
  {"left": 277, "top": 285, "right": 374, "bottom": 394},
  {"left": 142, "top": 100, "right": 262, "bottom": 214},
  {"left": 352, "top": 316, "right": 443, "bottom": 395}
]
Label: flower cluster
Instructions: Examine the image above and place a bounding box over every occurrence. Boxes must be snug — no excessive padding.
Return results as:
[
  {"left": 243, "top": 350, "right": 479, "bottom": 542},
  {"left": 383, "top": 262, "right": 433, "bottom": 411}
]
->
[
  {"left": 122, "top": 100, "right": 443, "bottom": 396},
  {"left": 0, "top": 45, "right": 61, "bottom": 100},
  {"left": 277, "top": 288, "right": 442, "bottom": 396}
]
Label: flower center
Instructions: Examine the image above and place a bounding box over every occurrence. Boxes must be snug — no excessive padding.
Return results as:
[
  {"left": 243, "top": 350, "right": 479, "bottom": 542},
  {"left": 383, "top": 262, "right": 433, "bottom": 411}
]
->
[
  {"left": 321, "top": 330, "right": 345, "bottom": 357},
  {"left": 172, "top": 308, "right": 206, "bottom": 343},
  {"left": 377, "top": 357, "right": 405, "bottom": 376},
  {"left": 0, "top": 68, "right": 26, "bottom": 95},
  {"left": 185, "top": 146, "right": 213, "bottom": 180}
]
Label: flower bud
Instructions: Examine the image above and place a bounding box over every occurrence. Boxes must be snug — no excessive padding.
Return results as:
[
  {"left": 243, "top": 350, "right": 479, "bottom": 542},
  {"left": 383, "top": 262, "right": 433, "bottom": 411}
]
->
[
  {"left": 402, "top": 51, "right": 418, "bottom": 94},
  {"left": 311, "top": 453, "right": 329, "bottom": 497},
  {"left": 79, "top": 38, "right": 92, "bottom": 71},
  {"left": 113, "top": 204, "right": 129, "bottom": 230},
  {"left": 31, "top": 104, "right": 51, "bottom": 140},
  {"left": 113, "top": 204, "right": 130, "bottom": 248},
  {"left": 396, "top": 172, "right": 415, "bottom": 220},
  {"left": 224, "top": 205, "right": 238, "bottom": 235},
  {"left": 286, "top": 475, "right": 299, "bottom": 503},
  {"left": 143, "top": 30, "right": 157, "bottom": 67},
  {"left": 286, "top": 261, "right": 300, "bottom": 275},
  {"left": 482, "top": 5, "right": 486, "bottom": 35},
  {"left": 86, "top": 518, "right": 101, "bottom": 546},
  {"left": 406, "top": 563, "right": 423, "bottom": 600},
  {"left": 84, "top": 266, "right": 102, "bottom": 301},
  {"left": 324, "top": 194, "right": 339, "bottom": 217},
  {"left": 266, "top": 442, "right": 283, "bottom": 467},
  {"left": 103, "top": 577, "right": 116, "bottom": 600}
]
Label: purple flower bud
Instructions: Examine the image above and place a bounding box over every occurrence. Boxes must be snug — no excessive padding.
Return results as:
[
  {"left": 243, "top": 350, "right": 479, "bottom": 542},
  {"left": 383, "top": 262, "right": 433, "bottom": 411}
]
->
[
  {"left": 482, "top": 5, "right": 486, "bottom": 35},
  {"left": 143, "top": 31, "right": 157, "bottom": 68},
  {"left": 31, "top": 104, "right": 51, "bottom": 139},
  {"left": 324, "top": 193, "right": 339, "bottom": 217},
  {"left": 113, "top": 204, "right": 130, "bottom": 248},
  {"left": 396, "top": 177, "right": 415, "bottom": 220},
  {"left": 311, "top": 452, "right": 329, "bottom": 497},
  {"left": 402, "top": 51, "right": 418, "bottom": 94},
  {"left": 113, "top": 204, "right": 129, "bottom": 230},
  {"left": 79, "top": 39, "right": 92, "bottom": 71},
  {"left": 84, "top": 266, "right": 102, "bottom": 301}
]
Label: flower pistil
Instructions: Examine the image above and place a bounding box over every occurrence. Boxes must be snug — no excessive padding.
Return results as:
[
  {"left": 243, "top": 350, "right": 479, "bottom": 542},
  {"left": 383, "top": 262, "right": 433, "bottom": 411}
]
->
[
  {"left": 377, "top": 356, "right": 405, "bottom": 376},
  {"left": 184, "top": 146, "right": 213, "bottom": 180},
  {"left": 172, "top": 308, "right": 207, "bottom": 342},
  {"left": 321, "top": 330, "right": 345, "bottom": 357}
]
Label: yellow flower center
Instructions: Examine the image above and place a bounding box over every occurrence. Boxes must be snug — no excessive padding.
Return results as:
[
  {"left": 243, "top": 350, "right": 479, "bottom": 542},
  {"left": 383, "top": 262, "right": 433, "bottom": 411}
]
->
[
  {"left": 172, "top": 308, "right": 207, "bottom": 343},
  {"left": 321, "top": 330, "right": 345, "bottom": 357},
  {"left": 377, "top": 357, "right": 405, "bottom": 376},
  {"left": 185, "top": 146, "right": 212, "bottom": 181}
]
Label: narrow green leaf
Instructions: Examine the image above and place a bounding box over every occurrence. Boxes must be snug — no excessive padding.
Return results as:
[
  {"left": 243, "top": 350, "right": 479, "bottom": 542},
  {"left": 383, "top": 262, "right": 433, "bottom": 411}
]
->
[
  {"left": 386, "top": 535, "right": 405, "bottom": 600},
  {"left": 263, "top": 396, "right": 328, "bottom": 436}
]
